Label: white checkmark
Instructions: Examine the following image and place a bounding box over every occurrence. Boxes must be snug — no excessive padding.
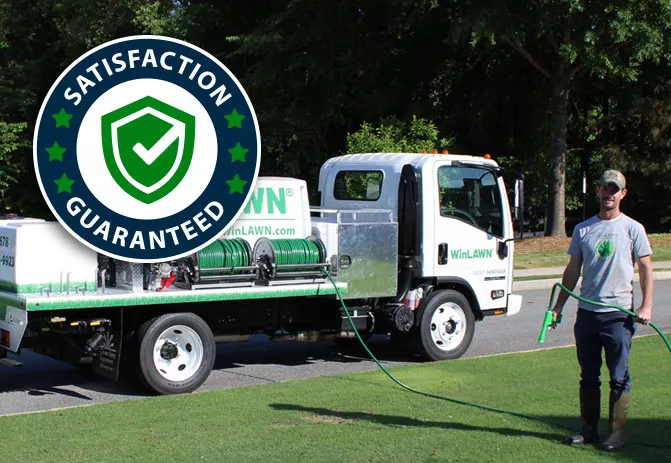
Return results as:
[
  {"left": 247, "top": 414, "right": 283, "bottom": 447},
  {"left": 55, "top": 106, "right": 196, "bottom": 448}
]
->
[{"left": 132, "top": 125, "right": 183, "bottom": 165}]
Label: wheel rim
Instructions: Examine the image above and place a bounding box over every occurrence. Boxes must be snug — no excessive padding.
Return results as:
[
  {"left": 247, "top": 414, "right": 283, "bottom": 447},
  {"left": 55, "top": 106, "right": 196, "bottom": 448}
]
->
[
  {"left": 153, "top": 325, "right": 204, "bottom": 382},
  {"left": 429, "top": 302, "right": 467, "bottom": 351}
]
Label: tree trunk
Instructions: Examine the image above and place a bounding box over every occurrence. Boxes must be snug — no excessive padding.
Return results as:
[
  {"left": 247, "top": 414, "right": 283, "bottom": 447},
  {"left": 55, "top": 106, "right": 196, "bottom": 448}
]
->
[{"left": 545, "top": 78, "right": 570, "bottom": 237}]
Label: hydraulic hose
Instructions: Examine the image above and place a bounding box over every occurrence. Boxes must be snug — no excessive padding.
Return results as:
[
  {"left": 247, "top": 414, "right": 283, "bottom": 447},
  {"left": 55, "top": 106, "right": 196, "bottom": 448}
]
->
[
  {"left": 320, "top": 269, "right": 670, "bottom": 448},
  {"left": 547, "top": 282, "right": 671, "bottom": 354}
]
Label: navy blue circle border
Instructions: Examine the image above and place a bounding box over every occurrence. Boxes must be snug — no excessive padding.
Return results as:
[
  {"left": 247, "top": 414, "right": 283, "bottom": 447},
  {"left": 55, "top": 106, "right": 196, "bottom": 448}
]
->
[{"left": 34, "top": 36, "right": 260, "bottom": 262}]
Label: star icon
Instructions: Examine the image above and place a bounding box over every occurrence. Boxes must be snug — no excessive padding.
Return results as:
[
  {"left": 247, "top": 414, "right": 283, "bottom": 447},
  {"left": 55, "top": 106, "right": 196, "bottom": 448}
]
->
[
  {"left": 227, "top": 174, "right": 247, "bottom": 194},
  {"left": 224, "top": 109, "right": 245, "bottom": 129},
  {"left": 54, "top": 173, "right": 75, "bottom": 193},
  {"left": 228, "top": 143, "right": 248, "bottom": 163},
  {"left": 46, "top": 142, "right": 66, "bottom": 161},
  {"left": 52, "top": 108, "right": 73, "bottom": 128}
]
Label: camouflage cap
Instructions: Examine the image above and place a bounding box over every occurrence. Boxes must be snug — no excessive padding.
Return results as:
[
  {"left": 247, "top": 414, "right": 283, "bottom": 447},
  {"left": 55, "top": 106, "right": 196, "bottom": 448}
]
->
[{"left": 599, "top": 170, "right": 626, "bottom": 190}]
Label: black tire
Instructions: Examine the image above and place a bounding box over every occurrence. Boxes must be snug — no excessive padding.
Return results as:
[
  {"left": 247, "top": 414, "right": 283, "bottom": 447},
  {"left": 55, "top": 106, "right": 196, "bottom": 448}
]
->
[
  {"left": 415, "top": 289, "right": 475, "bottom": 361},
  {"left": 136, "top": 313, "right": 216, "bottom": 395}
]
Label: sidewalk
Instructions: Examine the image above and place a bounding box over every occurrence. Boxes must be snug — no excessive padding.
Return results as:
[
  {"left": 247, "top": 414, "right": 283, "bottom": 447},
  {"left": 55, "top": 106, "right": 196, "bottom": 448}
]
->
[{"left": 512, "top": 261, "right": 671, "bottom": 291}]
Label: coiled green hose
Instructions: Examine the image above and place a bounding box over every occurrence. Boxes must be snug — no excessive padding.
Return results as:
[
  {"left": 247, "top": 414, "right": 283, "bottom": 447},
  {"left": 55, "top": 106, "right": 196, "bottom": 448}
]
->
[
  {"left": 271, "top": 238, "right": 321, "bottom": 268},
  {"left": 198, "top": 238, "right": 250, "bottom": 272}
]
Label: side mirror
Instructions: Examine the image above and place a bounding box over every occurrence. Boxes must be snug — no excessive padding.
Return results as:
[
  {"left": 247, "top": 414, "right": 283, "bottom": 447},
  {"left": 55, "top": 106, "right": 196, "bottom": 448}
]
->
[{"left": 498, "top": 240, "right": 509, "bottom": 259}]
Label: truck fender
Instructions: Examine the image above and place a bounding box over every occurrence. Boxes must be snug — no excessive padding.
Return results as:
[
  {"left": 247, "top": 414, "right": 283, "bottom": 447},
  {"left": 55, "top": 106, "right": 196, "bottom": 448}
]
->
[{"left": 429, "top": 277, "right": 482, "bottom": 321}]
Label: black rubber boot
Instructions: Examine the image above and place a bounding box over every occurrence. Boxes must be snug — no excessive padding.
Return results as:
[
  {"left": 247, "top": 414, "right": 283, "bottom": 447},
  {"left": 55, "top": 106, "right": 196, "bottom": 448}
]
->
[
  {"left": 601, "top": 391, "right": 630, "bottom": 452},
  {"left": 565, "top": 387, "right": 601, "bottom": 445}
]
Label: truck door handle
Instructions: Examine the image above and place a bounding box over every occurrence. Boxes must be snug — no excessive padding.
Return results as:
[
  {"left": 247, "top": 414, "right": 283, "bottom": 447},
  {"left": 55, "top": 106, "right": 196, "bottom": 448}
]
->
[{"left": 438, "top": 243, "right": 448, "bottom": 265}]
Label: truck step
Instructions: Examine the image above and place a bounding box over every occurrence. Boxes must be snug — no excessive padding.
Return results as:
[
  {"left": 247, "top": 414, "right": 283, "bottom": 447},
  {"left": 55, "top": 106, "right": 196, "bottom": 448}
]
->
[{"left": 0, "top": 357, "right": 23, "bottom": 368}]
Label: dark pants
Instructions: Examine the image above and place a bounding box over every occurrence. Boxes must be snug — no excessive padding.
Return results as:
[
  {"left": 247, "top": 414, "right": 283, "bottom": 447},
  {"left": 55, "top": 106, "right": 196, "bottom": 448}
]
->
[{"left": 574, "top": 309, "right": 636, "bottom": 393}]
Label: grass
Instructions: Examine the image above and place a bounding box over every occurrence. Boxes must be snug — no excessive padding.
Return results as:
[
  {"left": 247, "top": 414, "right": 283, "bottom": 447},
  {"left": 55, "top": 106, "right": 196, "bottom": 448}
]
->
[
  {"left": 514, "top": 250, "right": 569, "bottom": 269},
  {"left": 514, "top": 233, "right": 671, "bottom": 269},
  {"left": 514, "top": 266, "right": 671, "bottom": 282},
  {"left": 1, "top": 336, "right": 669, "bottom": 463}
]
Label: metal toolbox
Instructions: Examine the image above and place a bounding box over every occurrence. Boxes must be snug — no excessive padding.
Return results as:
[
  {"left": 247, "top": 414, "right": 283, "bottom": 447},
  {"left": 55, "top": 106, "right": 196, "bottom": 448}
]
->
[{"left": 311, "top": 209, "right": 397, "bottom": 299}]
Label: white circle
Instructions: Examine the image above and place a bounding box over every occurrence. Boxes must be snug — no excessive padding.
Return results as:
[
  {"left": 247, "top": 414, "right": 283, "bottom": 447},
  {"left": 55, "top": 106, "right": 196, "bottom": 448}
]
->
[{"left": 77, "top": 79, "right": 217, "bottom": 220}]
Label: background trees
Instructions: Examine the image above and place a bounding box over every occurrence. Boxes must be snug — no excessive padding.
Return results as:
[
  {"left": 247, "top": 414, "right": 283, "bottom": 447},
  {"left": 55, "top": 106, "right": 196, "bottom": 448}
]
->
[{"left": 1, "top": 0, "right": 670, "bottom": 235}]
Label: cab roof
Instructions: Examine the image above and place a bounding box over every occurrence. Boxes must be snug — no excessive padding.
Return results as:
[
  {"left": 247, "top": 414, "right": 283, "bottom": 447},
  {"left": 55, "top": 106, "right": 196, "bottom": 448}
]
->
[{"left": 321, "top": 152, "right": 500, "bottom": 170}]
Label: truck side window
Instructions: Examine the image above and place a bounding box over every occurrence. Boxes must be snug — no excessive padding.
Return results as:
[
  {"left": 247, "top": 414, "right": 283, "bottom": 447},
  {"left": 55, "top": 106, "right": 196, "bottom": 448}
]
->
[
  {"left": 438, "top": 166, "right": 504, "bottom": 237},
  {"left": 333, "top": 171, "right": 383, "bottom": 201}
]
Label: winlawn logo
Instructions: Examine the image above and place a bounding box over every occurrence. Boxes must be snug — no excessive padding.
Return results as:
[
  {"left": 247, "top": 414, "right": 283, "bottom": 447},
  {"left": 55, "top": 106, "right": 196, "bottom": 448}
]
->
[
  {"left": 243, "top": 187, "right": 290, "bottom": 215},
  {"left": 33, "top": 36, "right": 261, "bottom": 262},
  {"left": 597, "top": 238, "right": 615, "bottom": 258},
  {"left": 451, "top": 248, "right": 493, "bottom": 259}
]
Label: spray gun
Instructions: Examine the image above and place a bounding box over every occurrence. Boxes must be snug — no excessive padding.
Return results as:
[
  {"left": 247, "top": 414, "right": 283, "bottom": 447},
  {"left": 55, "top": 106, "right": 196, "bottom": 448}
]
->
[{"left": 538, "top": 310, "right": 562, "bottom": 343}]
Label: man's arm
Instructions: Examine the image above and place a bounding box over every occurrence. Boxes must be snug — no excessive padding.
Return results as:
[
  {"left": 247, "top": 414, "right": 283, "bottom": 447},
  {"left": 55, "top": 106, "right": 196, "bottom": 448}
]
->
[
  {"left": 551, "top": 254, "right": 582, "bottom": 321},
  {"left": 635, "top": 255, "right": 653, "bottom": 324}
]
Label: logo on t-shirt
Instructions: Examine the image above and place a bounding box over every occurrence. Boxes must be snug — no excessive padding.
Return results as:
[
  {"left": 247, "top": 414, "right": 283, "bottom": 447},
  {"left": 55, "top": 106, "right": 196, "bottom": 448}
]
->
[{"left": 596, "top": 238, "right": 615, "bottom": 258}]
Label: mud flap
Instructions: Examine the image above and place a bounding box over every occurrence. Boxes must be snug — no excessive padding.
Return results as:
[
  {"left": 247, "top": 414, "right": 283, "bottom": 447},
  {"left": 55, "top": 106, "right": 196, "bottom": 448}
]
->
[{"left": 93, "top": 308, "right": 123, "bottom": 382}]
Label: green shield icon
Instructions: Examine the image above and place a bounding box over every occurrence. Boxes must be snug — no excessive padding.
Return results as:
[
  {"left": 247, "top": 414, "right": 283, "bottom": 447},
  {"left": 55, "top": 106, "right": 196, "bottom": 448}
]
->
[{"left": 101, "top": 96, "right": 196, "bottom": 204}]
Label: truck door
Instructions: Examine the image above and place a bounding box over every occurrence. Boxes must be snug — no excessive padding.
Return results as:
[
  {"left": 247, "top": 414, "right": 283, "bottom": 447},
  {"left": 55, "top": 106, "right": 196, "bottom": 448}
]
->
[{"left": 432, "top": 164, "right": 512, "bottom": 312}]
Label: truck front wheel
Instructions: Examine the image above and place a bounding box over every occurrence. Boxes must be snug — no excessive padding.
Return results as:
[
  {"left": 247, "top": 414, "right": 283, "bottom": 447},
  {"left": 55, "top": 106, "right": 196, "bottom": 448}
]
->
[
  {"left": 137, "top": 313, "right": 216, "bottom": 395},
  {"left": 416, "top": 289, "right": 475, "bottom": 361}
]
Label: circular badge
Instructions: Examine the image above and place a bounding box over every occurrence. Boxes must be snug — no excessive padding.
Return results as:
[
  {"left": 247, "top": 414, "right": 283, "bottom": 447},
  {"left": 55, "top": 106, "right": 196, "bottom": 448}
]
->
[{"left": 34, "top": 36, "right": 260, "bottom": 262}]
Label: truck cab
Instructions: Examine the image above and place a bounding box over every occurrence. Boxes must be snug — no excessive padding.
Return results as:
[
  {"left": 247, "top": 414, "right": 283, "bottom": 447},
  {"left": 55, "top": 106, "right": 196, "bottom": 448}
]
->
[{"left": 319, "top": 153, "right": 523, "bottom": 359}]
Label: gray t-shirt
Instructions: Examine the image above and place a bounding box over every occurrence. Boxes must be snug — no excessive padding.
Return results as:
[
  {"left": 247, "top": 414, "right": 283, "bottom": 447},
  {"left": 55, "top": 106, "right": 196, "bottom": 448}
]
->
[{"left": 568, "top": 214, "right": 652, "bottom": 312}]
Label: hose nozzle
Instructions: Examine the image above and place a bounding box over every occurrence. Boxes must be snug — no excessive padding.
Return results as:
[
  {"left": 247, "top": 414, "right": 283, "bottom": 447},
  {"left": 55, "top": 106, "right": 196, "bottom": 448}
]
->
[{"left": 538, "top": 310, "right": 561, "bottom": 344}]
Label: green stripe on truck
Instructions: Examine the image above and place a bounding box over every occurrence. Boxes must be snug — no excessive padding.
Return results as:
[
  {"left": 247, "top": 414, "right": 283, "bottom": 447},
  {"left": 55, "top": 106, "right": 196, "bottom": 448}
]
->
[
  {"left": 20, "top": 283, "right": 348, "bottom": 311},
  {"left": 0, "top": 279, "right": 97, "bottom": 294}
]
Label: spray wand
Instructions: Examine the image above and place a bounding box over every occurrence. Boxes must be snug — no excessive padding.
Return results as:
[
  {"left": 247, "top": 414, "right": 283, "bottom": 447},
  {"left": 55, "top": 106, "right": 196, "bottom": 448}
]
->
[{"left": 538, "top": 309, "right": 561, "bottom": 344}]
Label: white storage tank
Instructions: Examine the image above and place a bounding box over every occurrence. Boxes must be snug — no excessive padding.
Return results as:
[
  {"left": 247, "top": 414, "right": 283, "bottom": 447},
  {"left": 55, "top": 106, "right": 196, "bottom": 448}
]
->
[{"left": 0, "top": 219, "right": 98, "bottom": 294}]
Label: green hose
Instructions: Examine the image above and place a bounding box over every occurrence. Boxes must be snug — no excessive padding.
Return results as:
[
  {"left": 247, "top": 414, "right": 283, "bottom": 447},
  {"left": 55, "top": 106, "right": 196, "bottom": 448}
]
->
[
  {"left": 548, "top": 282, "right": 671, "bottom": 354},
  {"left": 320, "top": 269, "right": 670, "bottom": 448},
  {"left": 271, "top": 238, "right": 321, "bottom": 268},
  {"left": 198, "top": 238, "right": 250, "bottom": 273}
]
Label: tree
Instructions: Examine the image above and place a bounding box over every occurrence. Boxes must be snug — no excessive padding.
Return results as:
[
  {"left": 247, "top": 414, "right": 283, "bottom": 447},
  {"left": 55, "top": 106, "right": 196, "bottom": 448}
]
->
[
  {"left": 193, "top": 0, "right": 450, "bottom": 188},
  {"left": 455, "top": 0, "right": 671, "bottom": 236},
  {"left": 346, "top": 115, "right": 451, "bottom": 154}
]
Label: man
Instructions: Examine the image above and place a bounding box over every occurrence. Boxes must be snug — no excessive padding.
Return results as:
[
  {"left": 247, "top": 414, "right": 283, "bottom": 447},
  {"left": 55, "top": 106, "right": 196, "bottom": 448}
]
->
[{"left": 551, "top": 169, "right": 653, "bottom": 452}]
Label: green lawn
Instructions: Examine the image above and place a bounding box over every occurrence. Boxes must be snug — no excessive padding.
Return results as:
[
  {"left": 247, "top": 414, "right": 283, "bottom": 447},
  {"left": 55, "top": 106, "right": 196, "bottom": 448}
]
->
[
  {"left": 1, "top": 335, "right": 669, "bottom": 462},
  {"left": 514, "top": 250, "right": 570, "bottom": 269},
  {"left": 515, "top": 245, "right": 671, "bottom": 269}
]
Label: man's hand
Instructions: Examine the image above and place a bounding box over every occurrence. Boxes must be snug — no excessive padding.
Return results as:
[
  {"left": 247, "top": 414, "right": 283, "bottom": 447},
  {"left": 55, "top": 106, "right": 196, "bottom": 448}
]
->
[
  {"left": 635, "top": 305, "right": 652, "bottom": 325},
  {"left": 550, "top": 306, "right": 562, "bottom": 328}
]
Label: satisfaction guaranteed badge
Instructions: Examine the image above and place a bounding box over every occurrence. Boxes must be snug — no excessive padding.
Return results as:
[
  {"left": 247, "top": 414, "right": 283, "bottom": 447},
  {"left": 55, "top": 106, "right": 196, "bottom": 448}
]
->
[{"left": 33, "top": 36, "right": 260, "bottom": 262}]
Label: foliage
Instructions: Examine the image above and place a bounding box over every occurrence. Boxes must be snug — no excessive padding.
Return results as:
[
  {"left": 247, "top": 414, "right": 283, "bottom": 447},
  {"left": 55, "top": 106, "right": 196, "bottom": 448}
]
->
[
  {"left": 1, "top": 0, "right": 671, "bottom": 233},
  {"left": 346, "top": 116, "right": 451, "bottom": 154},
  {"left": 0, "top": 122, "right": 27, "bottom": 210},
  {"left": 451, "top": 0, "right": 671, "bottom": 235}
]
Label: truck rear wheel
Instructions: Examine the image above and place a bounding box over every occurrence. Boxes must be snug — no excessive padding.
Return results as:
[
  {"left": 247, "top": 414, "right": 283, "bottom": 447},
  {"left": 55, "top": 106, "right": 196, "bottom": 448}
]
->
[
  {"left": 416, "top": 289, "right": 475, "bottom": 360},
  {"left": 137, "top": 312, "right": 216, "bottom": 395}
]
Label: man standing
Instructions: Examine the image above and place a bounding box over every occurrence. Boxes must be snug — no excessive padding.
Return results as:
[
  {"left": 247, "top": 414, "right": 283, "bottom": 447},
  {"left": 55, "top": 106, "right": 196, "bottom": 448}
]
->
[{"left": 551, "top": 169, "right": 653, "bottom": 451}]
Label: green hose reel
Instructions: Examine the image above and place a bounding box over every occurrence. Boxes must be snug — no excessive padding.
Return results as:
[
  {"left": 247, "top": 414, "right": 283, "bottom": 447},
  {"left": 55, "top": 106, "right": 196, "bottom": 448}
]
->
[
  {"left": 252, "top": 237, "right": 328, "bottom": 281},
  {"left": 197, "top": 238, "right": 252, "bottom": 271},
  {"left": 192, "top": 236, "right": 329, "bottom": 285}
]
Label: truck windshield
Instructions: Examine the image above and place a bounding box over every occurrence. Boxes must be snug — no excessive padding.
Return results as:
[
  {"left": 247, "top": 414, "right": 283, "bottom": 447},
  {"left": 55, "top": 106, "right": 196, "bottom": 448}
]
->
[{"left": 438, "top": 166, "right": 504, "bottom": 237}]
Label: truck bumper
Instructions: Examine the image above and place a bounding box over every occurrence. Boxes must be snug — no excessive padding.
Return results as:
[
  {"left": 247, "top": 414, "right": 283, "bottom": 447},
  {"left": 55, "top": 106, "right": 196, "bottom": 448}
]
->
[{"left": 506, "top": 294, "right": 523, "bottom": 316}]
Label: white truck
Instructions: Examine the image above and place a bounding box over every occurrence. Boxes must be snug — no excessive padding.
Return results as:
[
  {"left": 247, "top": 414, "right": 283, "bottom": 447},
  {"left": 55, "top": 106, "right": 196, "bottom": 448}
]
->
[{"left": 0, "top": 152, "right": 523, "bottom": 394}]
